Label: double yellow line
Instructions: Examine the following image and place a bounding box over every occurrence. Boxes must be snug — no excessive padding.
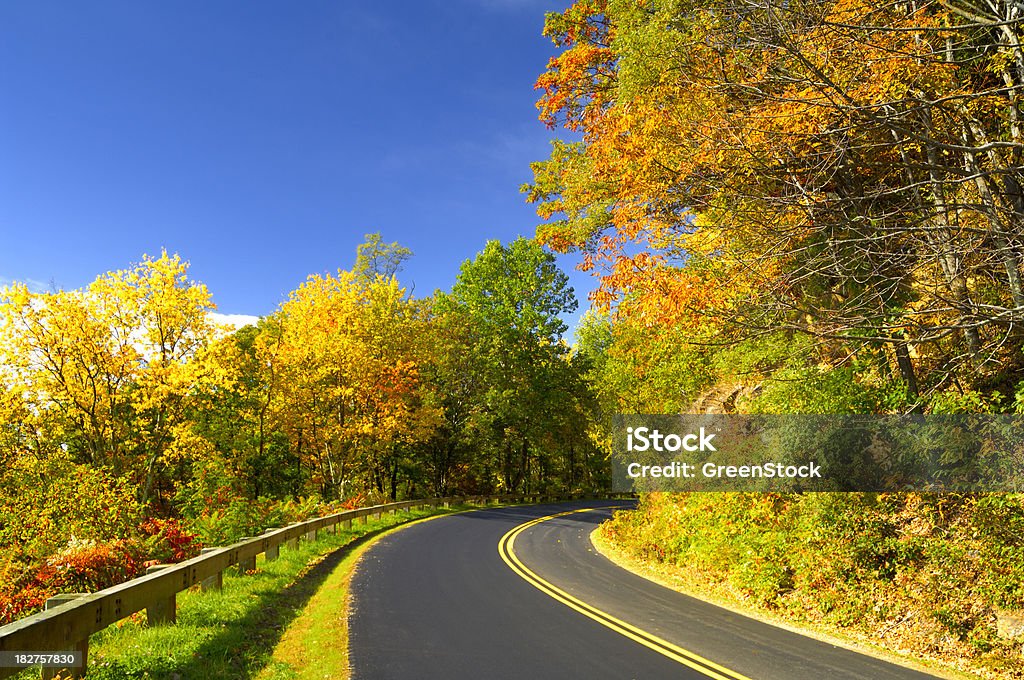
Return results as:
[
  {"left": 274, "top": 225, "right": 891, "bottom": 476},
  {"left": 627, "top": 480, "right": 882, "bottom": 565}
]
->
[{"left": 497, "top": 507, "right": 752, "bottom": 680}]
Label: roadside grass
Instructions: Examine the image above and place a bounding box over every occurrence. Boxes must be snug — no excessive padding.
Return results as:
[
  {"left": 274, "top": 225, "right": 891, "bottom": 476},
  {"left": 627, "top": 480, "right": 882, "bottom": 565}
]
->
[
  {"left": 253, "top": 510, "right": 456, "bottom": 680},
  {"left": 15, "top": 505, "right": 467, "bottom": 680}
]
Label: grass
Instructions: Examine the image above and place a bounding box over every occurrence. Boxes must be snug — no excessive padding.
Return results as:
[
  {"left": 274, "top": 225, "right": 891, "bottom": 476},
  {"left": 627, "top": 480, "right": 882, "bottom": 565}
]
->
[
  {"left": 253, "top": 511, "right": 449, "bottom": 680},
  {"left": 15, "top": 504, "right": 469, "bottom": 680}
]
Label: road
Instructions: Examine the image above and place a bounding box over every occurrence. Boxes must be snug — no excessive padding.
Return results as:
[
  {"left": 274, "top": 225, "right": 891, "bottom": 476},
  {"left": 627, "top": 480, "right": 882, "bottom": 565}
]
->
[{"left": 348, "top": 501, "right": 940, "bottom": 679}]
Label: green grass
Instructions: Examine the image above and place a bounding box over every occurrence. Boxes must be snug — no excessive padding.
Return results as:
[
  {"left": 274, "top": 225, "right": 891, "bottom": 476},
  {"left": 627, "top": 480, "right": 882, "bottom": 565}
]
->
[
  {"left": 254, "top": 511, "right": 452, "bottom": 680},
  {"left": 16, "top": 505, "right": 468, "bottom": 680}
]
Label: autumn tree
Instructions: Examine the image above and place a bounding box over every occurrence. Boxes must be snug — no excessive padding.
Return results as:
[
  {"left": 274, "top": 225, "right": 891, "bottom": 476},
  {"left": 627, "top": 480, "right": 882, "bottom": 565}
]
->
[
  {"left": 0, "top": 252, "right": 220, "bottom": 504},
  {"left": 183, "top": 318, "right": 300, "bottom": 501},
  {"left": 353, "top": 232, "right": 413, "bottom": 279},
  {"left": 527, "top": 0, "right": 1024, "bottom": 406}
]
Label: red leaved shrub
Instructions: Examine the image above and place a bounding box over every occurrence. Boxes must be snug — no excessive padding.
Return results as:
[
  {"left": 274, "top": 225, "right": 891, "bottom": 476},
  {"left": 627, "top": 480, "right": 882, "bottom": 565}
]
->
[
  {"left": 0, "top": 539, "right": 147, "bottom": 624},
  {"left": 37, "top": 539, "right": 148, "bottom": 594},
  {"left": 139, "top": 518, "right": 202, "bottom": 562}
]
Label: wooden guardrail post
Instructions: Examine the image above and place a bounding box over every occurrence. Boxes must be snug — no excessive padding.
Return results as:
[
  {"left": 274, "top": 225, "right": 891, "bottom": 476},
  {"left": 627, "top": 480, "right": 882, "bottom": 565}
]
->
[
  {"left": 236, "top": 540, "right": 257, "bottom": 574},
  {"left": 40, "top": 594, "right": 88, "bottom": 680},
  {"left": 286, "top": 523, "right": 301, "bottom": 549},
  {"left": 144, "top": 566, "right": 175, "bottom": 625},
  {"left": 199, "top": 548, "right": 223, "bottom": 591},
  {"left": 263, "top": 529, "right": 280, "bottom": 560}
]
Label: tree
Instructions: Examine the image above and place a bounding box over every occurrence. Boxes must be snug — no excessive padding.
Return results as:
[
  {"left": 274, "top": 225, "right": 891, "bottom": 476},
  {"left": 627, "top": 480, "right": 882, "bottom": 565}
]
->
[
  {"left": 353, "top": 232, "right": 413, "bottom": 279},
  {"left": 438, "top": 237, "right": 598, "bottom": 492},
  {"left": 0, "top": 251, "right": 219, "bottom": 504},
  {"left": 526, "top": 0, "right": 1024, "bottom": 405}
]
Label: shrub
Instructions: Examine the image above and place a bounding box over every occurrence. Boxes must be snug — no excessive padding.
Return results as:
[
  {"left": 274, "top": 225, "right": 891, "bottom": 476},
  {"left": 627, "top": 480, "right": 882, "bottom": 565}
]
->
[
  {"left": 139, "top": 518, "right": 202, "bottom": 563},
  {"left": 0, "top": 538, "right": 147, "bottom": 624},
  {"left": 0, "top": 454, "right": 143, "bottom": 560}
]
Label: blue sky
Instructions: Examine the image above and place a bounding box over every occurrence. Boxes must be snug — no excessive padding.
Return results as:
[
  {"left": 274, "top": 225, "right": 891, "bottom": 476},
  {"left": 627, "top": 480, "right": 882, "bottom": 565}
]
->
[{"left": 0, "top": 1, "right": 591, "bottom": 334}]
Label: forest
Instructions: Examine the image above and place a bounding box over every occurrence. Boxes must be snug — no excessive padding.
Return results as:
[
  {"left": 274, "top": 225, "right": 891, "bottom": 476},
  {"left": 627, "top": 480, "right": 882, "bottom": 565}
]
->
[
  {"left": 0, "top": 237, "right": 604, "bottom": 624},
  {"left": 527, "top": 0, "right": 1024, "bottom": 675}
]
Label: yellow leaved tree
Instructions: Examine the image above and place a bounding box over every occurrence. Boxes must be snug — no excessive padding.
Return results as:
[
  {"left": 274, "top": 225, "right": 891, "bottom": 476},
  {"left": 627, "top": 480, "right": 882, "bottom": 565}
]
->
[{"left": 0, "top": 251, "right": 221, "bottom": 505}]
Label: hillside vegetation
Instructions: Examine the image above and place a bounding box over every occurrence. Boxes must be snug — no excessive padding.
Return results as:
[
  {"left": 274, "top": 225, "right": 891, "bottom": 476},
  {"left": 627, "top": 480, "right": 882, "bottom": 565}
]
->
[
  {"left": 526, "top": 1, "right": 1024, "bottom": 676},
  {"left": 602, "top": 492, "right": 1024, "bottom": 677}
]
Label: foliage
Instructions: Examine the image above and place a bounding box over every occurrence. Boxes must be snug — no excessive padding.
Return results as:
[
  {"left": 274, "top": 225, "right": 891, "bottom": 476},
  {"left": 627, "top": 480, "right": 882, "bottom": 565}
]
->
[
  {"left": 0, "top": 538, "right": 148, "bottom": 625},
  {"left": 185, "top": 496, "right": 322, "bottom": 547},
  {"left": 139, "top": 518, "right": 202, "bottom": 563},
  {"left": 0, "top": 454, "right": 143, "bottom": 560},
  {"left": 0, "top": 251, "right": 222, "bottom": 506},
  {"left": 527, "top": 0, "right": 1024, "bottom": 406},
  {"left": 603, "top": 492, "right": 1024, "bottom": 674},
  {"left": 434, "top": 237, "right": 606, "bottom": 493}
]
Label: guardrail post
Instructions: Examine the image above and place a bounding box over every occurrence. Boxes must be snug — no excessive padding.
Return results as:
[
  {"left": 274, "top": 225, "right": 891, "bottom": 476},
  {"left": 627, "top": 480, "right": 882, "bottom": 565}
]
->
[
  {"left": 144, "top": 565, "right": 176, "bottom": 625},
  {"left": 264, "top": 532, "right": 280, "bottom": 561},
  {"left": 343, "top": 517, "right": 352, "bottom": 529},
  {"left": 40, "top": 594, "right": 88, "bottom": 680},
  {"left": 237, "top": 545, "right": 257, "bottom": 574},
  {"left": 286, "top": 523, "right": 301, "bottom": 549},
  {"left": 199, "top": 548, "right": 223, "bottom": 591}
]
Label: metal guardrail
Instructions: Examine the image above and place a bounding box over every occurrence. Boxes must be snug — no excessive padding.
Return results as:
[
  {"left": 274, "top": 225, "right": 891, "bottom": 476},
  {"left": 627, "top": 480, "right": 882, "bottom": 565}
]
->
[{"left": 0, "top": 492, "right": 633, "bottom": 679}]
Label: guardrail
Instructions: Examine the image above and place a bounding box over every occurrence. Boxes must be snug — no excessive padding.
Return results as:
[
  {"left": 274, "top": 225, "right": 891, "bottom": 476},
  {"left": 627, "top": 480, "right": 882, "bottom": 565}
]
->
[{"left": 0, "top": 492, "right": 633, "bottom": 679}]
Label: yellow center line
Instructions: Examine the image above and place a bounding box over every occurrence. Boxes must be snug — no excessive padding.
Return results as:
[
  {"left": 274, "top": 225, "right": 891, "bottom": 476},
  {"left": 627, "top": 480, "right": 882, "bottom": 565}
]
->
[{"left": 498, "top": 506, "right": 753, "bottom": 680}]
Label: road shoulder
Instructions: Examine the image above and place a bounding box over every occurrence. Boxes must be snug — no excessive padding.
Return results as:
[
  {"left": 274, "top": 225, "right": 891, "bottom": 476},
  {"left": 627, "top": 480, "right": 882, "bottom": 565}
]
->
[{"left": 589, "top": 524, "right": 972, "bottom": 680}]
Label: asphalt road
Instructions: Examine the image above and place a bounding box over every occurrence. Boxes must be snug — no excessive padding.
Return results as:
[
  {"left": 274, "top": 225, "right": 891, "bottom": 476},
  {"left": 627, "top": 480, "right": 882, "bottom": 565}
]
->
[{"left": 348, "top": 501, "right": 941, "bottom": 679}]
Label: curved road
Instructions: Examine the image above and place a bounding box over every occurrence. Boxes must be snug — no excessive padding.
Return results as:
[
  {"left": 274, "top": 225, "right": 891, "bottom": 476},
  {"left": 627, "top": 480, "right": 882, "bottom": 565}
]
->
[{"left": 349, "top": 501, "right": 940, "bottom": 679}]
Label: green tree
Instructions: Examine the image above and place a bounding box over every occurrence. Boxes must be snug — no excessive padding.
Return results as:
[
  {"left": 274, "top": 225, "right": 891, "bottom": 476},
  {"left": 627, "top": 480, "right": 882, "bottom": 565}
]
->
[
  {"left": 353, "top": 232, "right": 413, "bottom": 279},
  {"left": 438, "top": 237, "right": 595, "bottom": 492}
]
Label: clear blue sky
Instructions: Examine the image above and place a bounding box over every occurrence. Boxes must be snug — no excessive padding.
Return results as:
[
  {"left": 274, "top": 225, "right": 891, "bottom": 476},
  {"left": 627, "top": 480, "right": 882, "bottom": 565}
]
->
[{"left": 0, "top": 1, "right": 591, "bottom": 332}]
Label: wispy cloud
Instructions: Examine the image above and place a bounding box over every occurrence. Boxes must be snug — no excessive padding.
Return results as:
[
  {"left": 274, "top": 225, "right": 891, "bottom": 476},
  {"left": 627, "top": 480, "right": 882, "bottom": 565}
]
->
[
  {"left": 454, "top": 124, "right": 559, "bottom": 180},
  {"left": 0, "top": 276, "right": 53, "bottom": 293}
]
